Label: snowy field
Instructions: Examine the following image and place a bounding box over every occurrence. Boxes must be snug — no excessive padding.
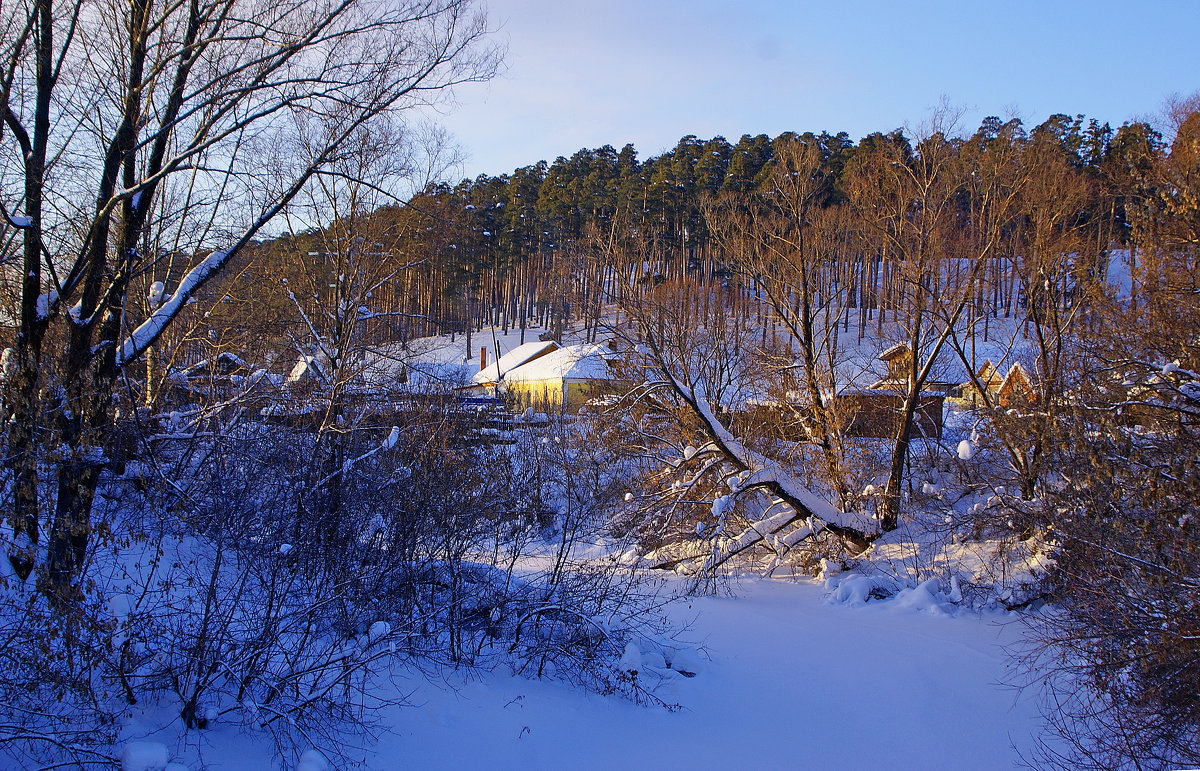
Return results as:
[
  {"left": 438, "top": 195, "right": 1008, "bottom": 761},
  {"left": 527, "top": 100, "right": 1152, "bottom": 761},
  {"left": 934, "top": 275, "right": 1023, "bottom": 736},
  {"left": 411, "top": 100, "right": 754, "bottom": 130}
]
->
[
  {"left": 123, "top": 578, "right": 1040, "bottom": 770},
  {"left": 113, "top": 300, "right": 1079, "bottom": 770}
]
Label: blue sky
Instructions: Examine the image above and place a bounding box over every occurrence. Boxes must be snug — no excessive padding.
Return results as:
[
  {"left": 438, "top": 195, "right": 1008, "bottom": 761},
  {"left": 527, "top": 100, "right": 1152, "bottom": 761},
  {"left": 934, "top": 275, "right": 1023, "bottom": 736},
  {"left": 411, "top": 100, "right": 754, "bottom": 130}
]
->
[{"left": 436, "top": 0, "right": 1200, "bottom": 179}]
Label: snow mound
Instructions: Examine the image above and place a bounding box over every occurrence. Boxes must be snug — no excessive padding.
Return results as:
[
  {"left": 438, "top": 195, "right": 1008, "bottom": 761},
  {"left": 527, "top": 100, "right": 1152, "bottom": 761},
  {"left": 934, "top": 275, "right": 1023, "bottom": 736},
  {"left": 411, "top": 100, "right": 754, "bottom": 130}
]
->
[
  {"left": 122, "top": 742, "right": 169, "bottom": 771},
  {"left": 825, "top": 573, "right": 878, "bottom": 606},
  {"left": 619, "top": 640, "right": 641, "bottom": 673},
  {"left": 890, "top": 579, "right": 956, "bottom": 616},
  {"left": 825, "top": 574, "right": 957, "bottom": 616},
  {"left": 296, "top": 750, "right": 330, "bottom": 771}
]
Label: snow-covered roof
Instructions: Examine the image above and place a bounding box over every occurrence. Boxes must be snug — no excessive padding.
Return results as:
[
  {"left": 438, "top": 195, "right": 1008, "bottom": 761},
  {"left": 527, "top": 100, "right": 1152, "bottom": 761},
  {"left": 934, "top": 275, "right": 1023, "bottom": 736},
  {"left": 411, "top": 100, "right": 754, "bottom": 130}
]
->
[
  {"left": 470, "top": 340, "right": 559, "bottom": 385},
  {"left": 502, "top": 343, "right": 612, "bottom": 383},
  {"left": 287, "top": 355, "right": 327, "bottom": 384},
  {"left": 998, "top": 361, "right": 1033, "bottom": 394},
  {"left": 183, "top": 351, "right": 248, "bottom": 377}
]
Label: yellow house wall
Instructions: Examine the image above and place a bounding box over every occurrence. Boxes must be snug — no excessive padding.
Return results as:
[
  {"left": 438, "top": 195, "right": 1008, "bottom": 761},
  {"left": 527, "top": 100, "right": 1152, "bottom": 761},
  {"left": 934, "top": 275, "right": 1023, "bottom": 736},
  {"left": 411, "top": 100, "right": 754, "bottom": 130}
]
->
[
  {"left": 507, "top": 378, "right": 564, "bottom": 412},
  {"left": 506, "top": 378, "right": 598, "bottom": 413},
  {"left": 564, "top": 380, "right": 594, "bottom": 411}
]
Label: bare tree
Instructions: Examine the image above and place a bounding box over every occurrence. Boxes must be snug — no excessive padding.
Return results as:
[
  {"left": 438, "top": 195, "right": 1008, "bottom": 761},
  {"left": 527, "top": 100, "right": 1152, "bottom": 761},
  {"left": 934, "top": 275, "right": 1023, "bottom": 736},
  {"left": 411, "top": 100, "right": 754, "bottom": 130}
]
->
[
  {"left": 607, "top": 274, "right": 876, "bottom": 576},
  {"left": 846, "top": 109, "right": 1023, "bottom": 531},
  {"left": 1018, "top": 95, "right": 1200, "bottom": 771},
  {"left": 706, "top": 134, "right": 855, "bottom": 509},
  {"left": 951, "top": 124, "right": 1093, "bottom": 506},
  {"left": 0, "top": 0, "right": 499, "bottom": 595}
]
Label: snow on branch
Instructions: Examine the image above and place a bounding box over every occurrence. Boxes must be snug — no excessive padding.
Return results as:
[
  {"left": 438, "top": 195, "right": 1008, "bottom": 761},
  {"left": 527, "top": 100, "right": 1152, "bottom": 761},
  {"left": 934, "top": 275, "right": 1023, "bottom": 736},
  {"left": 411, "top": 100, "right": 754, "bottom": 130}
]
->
[
  {"left": 117, "top": 249, "right": 229, "bottom": 365},
  {"left": 665, "top": 362, "right": 845, "bottom": 525}
]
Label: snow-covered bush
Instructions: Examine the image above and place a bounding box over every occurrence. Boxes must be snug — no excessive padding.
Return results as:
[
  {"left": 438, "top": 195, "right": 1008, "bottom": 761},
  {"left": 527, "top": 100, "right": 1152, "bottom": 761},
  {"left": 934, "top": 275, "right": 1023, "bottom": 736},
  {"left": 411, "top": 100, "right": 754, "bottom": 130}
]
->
[{"left": 0, "top": 381, "right": 674, "bottom": 767}]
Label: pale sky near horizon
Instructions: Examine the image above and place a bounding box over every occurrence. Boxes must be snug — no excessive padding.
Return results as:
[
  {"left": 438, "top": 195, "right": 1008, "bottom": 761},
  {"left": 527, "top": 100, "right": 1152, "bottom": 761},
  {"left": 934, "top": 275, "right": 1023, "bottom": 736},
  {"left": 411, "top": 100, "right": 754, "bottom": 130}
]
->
[{"left": 433, "top": 0, "right": 1200, "bottom": 181}]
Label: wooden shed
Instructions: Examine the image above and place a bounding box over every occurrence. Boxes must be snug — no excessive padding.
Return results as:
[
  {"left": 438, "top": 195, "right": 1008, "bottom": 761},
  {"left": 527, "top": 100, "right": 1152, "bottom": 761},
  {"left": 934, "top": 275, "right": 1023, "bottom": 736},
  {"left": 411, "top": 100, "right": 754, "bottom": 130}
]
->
[
  {"left": 835, "top": 389, "right": 944, "bottom": 439},
  {"left": 961, "top": 359, "right": 1003, "bottom": 405},
  {"left": 869, "top": 343, "right": 967, "bottom": 397},
  {"left": 996, "top": 362, "right": 1035, "bottom": 408}
]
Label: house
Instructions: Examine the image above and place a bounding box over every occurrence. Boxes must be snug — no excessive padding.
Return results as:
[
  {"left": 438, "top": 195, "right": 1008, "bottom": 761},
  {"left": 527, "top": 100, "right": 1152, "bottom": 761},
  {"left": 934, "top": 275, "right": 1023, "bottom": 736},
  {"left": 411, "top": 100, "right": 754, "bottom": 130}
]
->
[
  {"left": 501, "top": 343, "right": 614, "bottom": 413},
  {"left": 877, "top": 343, "right": 912, "bottom": 382},
  {"left": 835, "top": 389, "right": 944, "bottom": 439},
  {"left": 867, "top": 343, "right": 967, "bottom": 397},
  {"left": 286, "top": 355, "right": 328, "bottom": 388},
  {"left": 466, "top": 340, "right": 560, "bottom": 398},
  {"left": 958, "top": 360, "right": 1036, "bottom": 409},
  {"left": 995, "top": 362, "right": 1036, "bottom": 408},
  {"left": 961, "top": 359, "right": 1003, "bottom": 405}
]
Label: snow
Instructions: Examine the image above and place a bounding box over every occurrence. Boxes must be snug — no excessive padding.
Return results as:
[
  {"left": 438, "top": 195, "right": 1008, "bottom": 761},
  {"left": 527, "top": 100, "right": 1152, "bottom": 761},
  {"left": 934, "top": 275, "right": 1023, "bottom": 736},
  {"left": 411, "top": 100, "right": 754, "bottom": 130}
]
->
[
  {"left": 957, "top": 439, "right": 973, "bottom": 460},
  {"left": 1107, "top": 248, "right": 1133, "bottom": 301},
  {"left": 103, "top": 571, "right": 1039, "bottom": 771},
  {"left": 121, "top": 741, "right": 169, "bottom": 771},
  {"left": 340, "top": 579, "right": 1038, "bottom": 769},
  {"left": 296, "top": 750, "right": 330, "bottom": 771},
  {"left": 367, "top": 620, "right": 392, "bottom": 643},
  {"left": 287, "top": 355, "right": 328, "bottom": 385},
  {"left": 501, "top": 343, "right": 611, "bottom": 383},
  {"left": 84, "top": 285, "right": 1060, "bottom": 770},
  {"left": 471, "top": 340, "right": 559, "bottom": 385},
  {"left": 9, "top": 214, "right": 32, "bottom": 227},
  {"left": 35, "top": 289, "right": 58, "bottom": 320},
  {"left": 618, "top": 640, "right": 642, "bottom": 673}
]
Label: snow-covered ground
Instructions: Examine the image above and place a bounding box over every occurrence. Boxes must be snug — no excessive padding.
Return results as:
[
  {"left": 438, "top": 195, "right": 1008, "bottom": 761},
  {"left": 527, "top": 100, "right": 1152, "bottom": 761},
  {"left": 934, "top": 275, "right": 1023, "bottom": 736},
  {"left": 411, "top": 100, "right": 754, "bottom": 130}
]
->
[
  {"left": 374, "top": 579, "right": 1037, "bottom": 770},
  {"left": 111, "top": 303, "right": 1066, "bottom": 770},
  {"left": 124, "top": 578, "right": 1039, "bottom": 770}
]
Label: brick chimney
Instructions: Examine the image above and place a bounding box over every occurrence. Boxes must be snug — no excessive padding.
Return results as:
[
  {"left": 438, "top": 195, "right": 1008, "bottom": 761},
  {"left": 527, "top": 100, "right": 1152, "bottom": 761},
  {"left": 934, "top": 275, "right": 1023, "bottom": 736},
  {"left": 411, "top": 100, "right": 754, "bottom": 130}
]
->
[{"left": 480, "top": 346, "right": 487, "bottom": 371}]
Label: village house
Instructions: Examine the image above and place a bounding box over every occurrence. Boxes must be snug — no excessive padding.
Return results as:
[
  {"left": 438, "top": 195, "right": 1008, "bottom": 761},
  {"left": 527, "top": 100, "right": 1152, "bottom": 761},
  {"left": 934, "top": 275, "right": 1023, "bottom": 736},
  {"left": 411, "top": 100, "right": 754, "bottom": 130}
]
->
[
  {"left": 995, "top": 361, "right": 1036, "bottom": 408},
  {"left": 466, "top": 340, "right": 560, "bottom": 398},
  {"left": 960, "top": 359, "right": 1036, "bottom": 409},
  {"left": 960, "top": 359, "right": 1003, "bottom": 405},
  {"left": 286, "top": 354, "right": 329, "bottom": 389},
  {"left": 500, "top": 343, "right": 615, "bottom": 413},
  {"left": 868, "top": 343, "right": 968, "bottom": 397},
  {"left": 834, "top": 389, "right": 945, "bottom": 439}
]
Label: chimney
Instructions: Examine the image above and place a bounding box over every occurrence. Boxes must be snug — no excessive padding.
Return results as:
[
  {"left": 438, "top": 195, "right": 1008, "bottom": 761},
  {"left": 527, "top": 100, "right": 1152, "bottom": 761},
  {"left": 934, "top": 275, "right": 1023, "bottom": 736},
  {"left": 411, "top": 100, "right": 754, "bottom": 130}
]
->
[{"left": 480, "top": 346, "right": 487, "bottom": 371}]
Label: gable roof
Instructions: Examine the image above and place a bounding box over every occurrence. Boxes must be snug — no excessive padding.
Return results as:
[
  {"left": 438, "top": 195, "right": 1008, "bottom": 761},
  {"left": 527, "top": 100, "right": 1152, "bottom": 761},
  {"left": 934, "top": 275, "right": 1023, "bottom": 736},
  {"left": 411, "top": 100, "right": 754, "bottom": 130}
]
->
[
  {"left": 878, "top": 343, "right": 910, "bottom": 362},
  {"left": 997, "top": 362, "right": 1035, "bottom": 404},
  {"left": 287, "top": 355, "right": 327, "bottom": 384},
  {"left": 470, "top": 340, "right": 559, "bottom": 386},
  {"left": 976, "top": 359, "right": 998, "bottom": 382},
  {"left": 503, "top": 343, "right": 612, "bottom": 383}
]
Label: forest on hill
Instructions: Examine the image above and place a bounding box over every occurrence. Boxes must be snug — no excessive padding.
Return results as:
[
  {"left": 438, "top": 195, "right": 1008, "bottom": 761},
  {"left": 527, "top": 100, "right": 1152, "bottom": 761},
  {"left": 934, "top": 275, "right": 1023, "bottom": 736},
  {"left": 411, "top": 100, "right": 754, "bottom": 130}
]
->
[{"left": 185, "top": 108, "right": 1169, "bottom": 367}]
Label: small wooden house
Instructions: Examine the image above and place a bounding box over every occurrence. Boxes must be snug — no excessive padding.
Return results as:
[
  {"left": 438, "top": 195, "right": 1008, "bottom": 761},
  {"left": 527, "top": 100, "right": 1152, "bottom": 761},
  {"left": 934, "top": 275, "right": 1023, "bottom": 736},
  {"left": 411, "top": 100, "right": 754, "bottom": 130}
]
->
[
  {"left": 996, "top": 362, "right": 1036, "bottom": 408},
  {"left": 961, "top": 359, "right": 1003, "bottom": 405},
  {"left": 878, "top": 343, "right": 912, "bottom": 381},
  {"left": 868, "top": 343, "right": 967, "bottom": 397},
  {"left": 835, "top": 389, "right": 944, "bottom": 439}
]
